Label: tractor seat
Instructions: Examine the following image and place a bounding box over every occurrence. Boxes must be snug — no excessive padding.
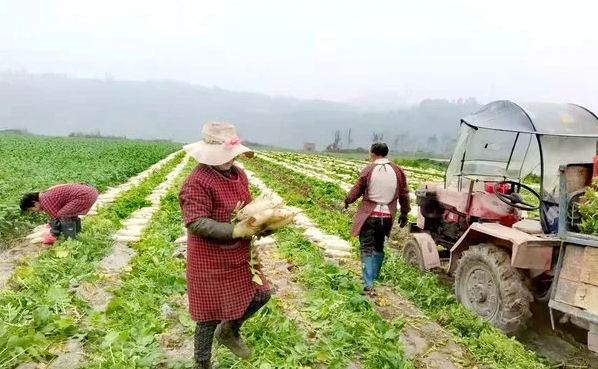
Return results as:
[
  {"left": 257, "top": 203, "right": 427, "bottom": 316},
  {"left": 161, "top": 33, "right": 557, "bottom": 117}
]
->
[{"left": 512, "top": 218, "right": 544, "bottom": 235}]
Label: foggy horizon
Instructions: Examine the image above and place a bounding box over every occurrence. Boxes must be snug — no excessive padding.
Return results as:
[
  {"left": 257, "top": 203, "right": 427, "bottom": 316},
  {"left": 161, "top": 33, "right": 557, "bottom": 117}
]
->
[{"left": 2, "top": 0, "right": 597, "bottom": 111}]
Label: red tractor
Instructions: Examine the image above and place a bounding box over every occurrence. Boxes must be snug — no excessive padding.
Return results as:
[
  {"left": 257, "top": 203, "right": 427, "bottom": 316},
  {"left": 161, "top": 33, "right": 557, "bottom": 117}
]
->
[{"left": 403, "top": 100, "right": 598, "bottom": 351}]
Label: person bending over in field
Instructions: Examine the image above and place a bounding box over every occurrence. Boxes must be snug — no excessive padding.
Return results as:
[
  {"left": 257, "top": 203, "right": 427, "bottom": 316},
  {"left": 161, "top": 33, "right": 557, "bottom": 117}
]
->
[
  {"left": 344, "top": 142, "right": 411, "bottom": 295},
  {"left": 20, "top": 183, "right": 99, "bottom": 245},
  {"left": 179, "top": 122, "right": 271, "bottom": 369}
]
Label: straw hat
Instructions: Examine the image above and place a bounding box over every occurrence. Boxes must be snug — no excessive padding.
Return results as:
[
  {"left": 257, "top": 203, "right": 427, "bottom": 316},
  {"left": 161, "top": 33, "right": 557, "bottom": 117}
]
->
[{"left": 183, "top": 122, "right": 254, "bottom": 165}]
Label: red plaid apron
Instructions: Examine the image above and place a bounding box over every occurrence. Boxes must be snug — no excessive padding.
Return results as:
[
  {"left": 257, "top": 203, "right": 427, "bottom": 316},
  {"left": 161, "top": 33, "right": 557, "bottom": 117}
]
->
[
  {"left": 39, "top": 183, "right": 99, "bottom": 219},
  {"left": 179, "top": 164, "right": 269, "bottom": 322}
]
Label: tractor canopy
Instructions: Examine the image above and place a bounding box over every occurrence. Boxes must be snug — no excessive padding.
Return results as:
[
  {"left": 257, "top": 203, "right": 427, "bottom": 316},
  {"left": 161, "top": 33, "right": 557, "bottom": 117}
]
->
[{"left": 446, "top": 100, "right": 598, "bottom": 202}]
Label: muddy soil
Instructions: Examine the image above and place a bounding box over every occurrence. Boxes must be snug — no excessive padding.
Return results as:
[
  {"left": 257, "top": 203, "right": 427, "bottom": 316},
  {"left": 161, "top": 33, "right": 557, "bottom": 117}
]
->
[
  {"left": 336, "top": 256, "right": 475, "bottom": 369},
  {"left": 69, "top": 242, "right": 135, "bottom": 312},
  {"left": 264, "top": 234, "right": 475, "bottom": 369},
  {"left": 390, "top": 229, "right": 598, "bottom": 368},
  {"left": 0, "top": 239, "right": 51, "bottom": 289}
]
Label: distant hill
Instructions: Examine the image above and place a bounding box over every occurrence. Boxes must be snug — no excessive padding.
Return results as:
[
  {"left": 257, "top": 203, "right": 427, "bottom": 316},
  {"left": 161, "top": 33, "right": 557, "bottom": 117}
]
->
[
  {"left": 0, "top": 128, "right": 31, "bottom": 135},
  {"left": 0, "top": 72, "right": 481, "bottom": 153}
]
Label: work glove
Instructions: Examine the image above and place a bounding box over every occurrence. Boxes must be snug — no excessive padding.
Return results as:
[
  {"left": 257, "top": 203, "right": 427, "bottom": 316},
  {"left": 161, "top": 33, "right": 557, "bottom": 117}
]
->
[
  {"left": 232, "top": 218, "right": 264, "bottom": 239},
  {"left": 398, "top": 214, "right": 409, "bottom": 229},
  {"left": 43, "top": 234, "right": 57, "bottom": 245}
]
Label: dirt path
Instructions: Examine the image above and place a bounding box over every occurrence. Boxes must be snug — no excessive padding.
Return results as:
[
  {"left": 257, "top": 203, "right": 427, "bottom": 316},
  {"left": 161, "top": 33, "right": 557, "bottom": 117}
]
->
[
  {"left": 333, "top": 256, "right": 475, "bottom": 369},
  {"left": 264, "top": 152, "right": 598, "bottom": 368},
  {"left": 240, "top": 163, "right": 476, "bottom": 369},
  {"left": 0, "top": 240, "right": 51, "bottom": 289},
  {"left": 388, "top": 229, "right": 598, "bottom": 369},
  {"left": 156, "top": 235, "right": 332, "bottom": 368}
]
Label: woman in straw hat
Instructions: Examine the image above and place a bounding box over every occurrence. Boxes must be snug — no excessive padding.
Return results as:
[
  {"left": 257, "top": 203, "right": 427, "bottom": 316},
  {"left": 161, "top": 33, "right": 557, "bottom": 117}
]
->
[{"left": 179, "top": 122, "right": 270, "bottom": 369}]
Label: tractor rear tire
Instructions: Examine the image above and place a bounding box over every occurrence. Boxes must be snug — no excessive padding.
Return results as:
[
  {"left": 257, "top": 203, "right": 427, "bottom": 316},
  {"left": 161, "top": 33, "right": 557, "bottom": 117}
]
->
[
  {"left": 455, "top": 244, "right": 533, "bottom": 334},
  {"left": 402, "top": 239, "right": 425, "bottom": 272}
]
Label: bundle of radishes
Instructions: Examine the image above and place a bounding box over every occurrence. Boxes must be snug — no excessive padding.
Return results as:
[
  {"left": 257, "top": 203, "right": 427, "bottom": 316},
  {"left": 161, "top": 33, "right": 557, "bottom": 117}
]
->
[
  {"left": 234, "top": 192, "right": 301, "bottom": 233},
  {"left": 175, "top": 191, "right": 300, "bottom": 245},
  {"left": 26, "top": 224, "right": 52, "bottom": 244}
]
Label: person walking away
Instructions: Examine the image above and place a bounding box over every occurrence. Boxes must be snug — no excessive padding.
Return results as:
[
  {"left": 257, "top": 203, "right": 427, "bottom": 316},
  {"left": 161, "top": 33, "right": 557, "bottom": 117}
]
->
[
  {"left": 20, "top": 183, "right": 99, "bottom": 245},
  {"left": 344, "top": 142, "right": 410, "bottom": 294},
  {"left": 179, "top": 122, "right": 271, "bottom": 369}
]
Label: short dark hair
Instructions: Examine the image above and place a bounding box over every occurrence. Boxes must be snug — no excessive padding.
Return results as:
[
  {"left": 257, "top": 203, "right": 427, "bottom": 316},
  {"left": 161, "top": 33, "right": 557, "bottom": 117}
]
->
[
  {"left": 370, "top": 142, "right": 389, "bottom": 157},
  {"left": 20, "top": 192, "right": 40, "bottom": 211}
]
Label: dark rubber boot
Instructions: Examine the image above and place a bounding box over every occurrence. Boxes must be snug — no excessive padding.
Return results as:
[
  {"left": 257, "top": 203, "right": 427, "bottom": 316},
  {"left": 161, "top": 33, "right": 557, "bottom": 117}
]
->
[
  {"left": 75, "top": 217, "right": 82, "bottom": 234},
  {"left": 214, "top": 322, "right": 250, "bottom": 358},
  {"left": 60, "top": 218, "right": 78, "bottom": 239},
  {"left": 194, "top": 361, "right": 212, "bottom": 369}
]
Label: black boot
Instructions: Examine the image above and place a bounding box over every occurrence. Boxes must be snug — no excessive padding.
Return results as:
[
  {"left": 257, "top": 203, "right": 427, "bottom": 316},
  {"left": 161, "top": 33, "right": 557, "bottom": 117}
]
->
[
  {"left": 214, "top": 321, "right": 250, "bottom": 358},
  {"left": 75, "top": 216, "right": 82, "bottom": 234},
  {"left": 60, "top": 217, "right": 78, "bottom": 239},
  {"left": 194, "top": 360, "right": 212, "bottom": 369}
]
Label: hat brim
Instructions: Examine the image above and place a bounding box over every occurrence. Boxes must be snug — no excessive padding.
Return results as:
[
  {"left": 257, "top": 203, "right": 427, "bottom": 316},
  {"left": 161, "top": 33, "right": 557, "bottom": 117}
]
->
[{"left": 183, "top": 140, "right": 254, "bottom": 165}]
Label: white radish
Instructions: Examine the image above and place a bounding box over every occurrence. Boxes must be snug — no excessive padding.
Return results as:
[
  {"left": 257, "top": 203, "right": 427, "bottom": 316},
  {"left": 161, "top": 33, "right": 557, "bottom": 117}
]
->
[
  {"left": 250, "top": 209, "right": 274, "bottom": 227},
  {"left": 122, "top": 219, "right": 148, "bottom": 226},
  {"left": 269, "top": 207, "right": 300, "bottom": 223},
  {"left": 324, "top": 249, "right": 352, "bottom": 258},
  {"left": 113, "top": 235, "right": 141, "bottom": 243},
  {"left": 237, "top": 202, "right": 276, "bottom": 221},
  {"left": 175, "top": 236, "right": 187, "bottom": 244},
  {"left": 129, "top": 213, "right": 153, "bottom": 219},
  {"left": 323, "top": 242, "right": 352, "bottom": 252},
  {"left": 266, "top": 216, "right": 296, "bottom": 231},
  {"left": 123, "top": 225, "right": 145, "bottom": 232},
  {"left": 26, "top": 230, "right": 48, "bottom": 239},
  {"left": 115, "top": 229, "right": 142, "bottom": 237},
  {"left": 33, "top": 225, "right": 48, "bottom": 233}
]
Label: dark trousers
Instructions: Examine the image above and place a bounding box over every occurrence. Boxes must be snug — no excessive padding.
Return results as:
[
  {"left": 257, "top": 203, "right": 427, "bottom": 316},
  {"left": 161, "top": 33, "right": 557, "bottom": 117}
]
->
[
  {"left": 49, "top": 217, "right": 82, "bottom": 239},
  {"left": 359, "top": 217, "right": 392, "bottom": 257},
  {"left": 359, "top": 217, "right": 392, "bottom": 287},
  {"left": 194, "top": 290, "right": 271, "bottom": 364}
]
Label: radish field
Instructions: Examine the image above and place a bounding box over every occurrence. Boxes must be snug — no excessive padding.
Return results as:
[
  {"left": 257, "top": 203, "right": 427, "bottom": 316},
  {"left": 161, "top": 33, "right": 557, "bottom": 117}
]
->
[
  {"left": 0, "top": 134, "right": 180, "bottom": 244},
  {"left": 1, "top": 142, "right": 596, "bottom": 369}
]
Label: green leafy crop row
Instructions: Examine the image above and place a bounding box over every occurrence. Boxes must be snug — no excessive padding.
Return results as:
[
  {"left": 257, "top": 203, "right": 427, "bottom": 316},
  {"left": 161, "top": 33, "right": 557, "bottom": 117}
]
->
[
  {"left": 242, "top": 156, "right": 549, "bottom": 369},
  {"left": 0, "top": 133, "right": 180, "bottom": 242},
  {"left": 0, "top": 152, "right": 184, "bottom": 369}
]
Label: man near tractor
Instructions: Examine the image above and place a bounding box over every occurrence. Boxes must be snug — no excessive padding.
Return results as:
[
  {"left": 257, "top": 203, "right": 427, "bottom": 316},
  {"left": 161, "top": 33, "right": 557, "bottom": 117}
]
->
[
  {"left": 20, "top": 183, "right": 99, "bottom": 245},
  {"left": 344, "top": 142, "right": 411, "bottom": 294}
]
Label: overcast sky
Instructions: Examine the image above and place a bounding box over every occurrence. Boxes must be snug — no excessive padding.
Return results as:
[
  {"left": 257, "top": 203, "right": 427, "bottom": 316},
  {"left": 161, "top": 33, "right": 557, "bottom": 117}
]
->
[{"left": 1, "top": 0, "right": 597, "bottom": 109}]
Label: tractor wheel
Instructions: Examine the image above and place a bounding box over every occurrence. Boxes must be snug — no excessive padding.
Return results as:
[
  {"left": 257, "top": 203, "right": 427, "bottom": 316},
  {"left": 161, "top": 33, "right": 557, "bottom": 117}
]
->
[
  {"left": 455, "top": 244, "right": 533, "bottom": 334},
  {"left": 402, "top": 239, "right": 425, "bottom": 271}
]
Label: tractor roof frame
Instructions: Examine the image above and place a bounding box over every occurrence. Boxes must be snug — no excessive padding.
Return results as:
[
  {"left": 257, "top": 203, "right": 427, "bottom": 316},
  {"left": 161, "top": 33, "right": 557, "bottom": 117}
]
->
[{"left": 446, "top": 100, "right": 598, "bottom": 200}]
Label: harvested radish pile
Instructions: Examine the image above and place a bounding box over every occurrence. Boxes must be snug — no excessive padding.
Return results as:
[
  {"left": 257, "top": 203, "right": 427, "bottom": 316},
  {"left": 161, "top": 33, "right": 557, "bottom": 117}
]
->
[{"left": 25, "top": 224, "right": 52, "bottom": 244}]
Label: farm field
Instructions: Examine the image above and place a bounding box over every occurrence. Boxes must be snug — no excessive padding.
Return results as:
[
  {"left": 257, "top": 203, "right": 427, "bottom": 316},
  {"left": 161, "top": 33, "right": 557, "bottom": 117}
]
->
[
  {"left": 0, "top": 134, "right": 181, "bottom": 244},
  {"left": 1, "top": 141, "right": 596, "bottom": 369}
]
